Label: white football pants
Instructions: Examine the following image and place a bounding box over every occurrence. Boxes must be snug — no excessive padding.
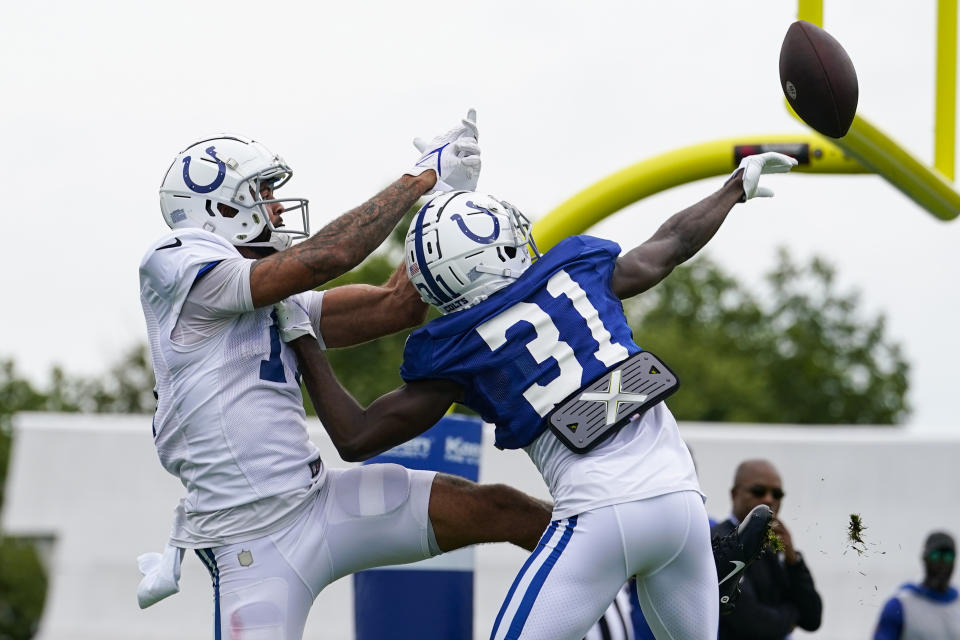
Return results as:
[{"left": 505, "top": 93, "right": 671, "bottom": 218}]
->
[
  {"left": 195, "top": 464, "right": 438, "bottom": 640},
  {"left": 490, "top": 490, "right": 717, "bottom": 640}
]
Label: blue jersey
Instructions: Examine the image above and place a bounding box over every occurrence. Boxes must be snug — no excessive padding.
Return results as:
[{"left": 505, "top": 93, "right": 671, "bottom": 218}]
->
[{"left": 401, "top": 235, "right": 641, "bottom": 449}]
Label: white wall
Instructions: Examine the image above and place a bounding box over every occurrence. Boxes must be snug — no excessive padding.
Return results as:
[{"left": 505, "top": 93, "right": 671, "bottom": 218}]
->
[{"left": 3, "top": 412, "right": 959, "bottom": 639}]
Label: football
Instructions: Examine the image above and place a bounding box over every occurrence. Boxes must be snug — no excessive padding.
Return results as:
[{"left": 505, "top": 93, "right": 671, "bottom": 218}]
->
[{"left": 779, "top": 20, "right": 859, "bottom": 138}]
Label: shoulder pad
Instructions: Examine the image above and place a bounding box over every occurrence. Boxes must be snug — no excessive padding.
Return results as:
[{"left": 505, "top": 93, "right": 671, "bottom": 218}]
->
[{"left": 139, "top": 229, "right": 242, "bottom": 299}]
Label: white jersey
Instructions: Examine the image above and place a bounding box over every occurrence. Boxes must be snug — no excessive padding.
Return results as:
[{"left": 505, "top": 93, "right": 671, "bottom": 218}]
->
[
  {"left": 139, "top": 228, "right": 325, "bottom": 548},
  {"left": 525, "top": 401, "right": 701, "bottom": 520},
  {"left": 897, "top": 584, "right": 960, "bottom": 640}
]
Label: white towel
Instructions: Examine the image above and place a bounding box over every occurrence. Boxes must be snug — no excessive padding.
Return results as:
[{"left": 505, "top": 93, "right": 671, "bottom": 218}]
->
[{"left": 136, "top": 544, "right": 185, "bottom": 609}]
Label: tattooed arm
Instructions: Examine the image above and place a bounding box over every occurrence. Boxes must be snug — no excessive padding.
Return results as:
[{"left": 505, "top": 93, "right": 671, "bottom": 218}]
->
[{"left": 248, "top": 173, "right": 433, "bottom": 308}]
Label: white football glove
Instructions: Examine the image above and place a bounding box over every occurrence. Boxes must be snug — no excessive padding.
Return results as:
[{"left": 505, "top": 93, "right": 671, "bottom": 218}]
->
[
  {"left": 729, "top": 151, "right": 798, "bottom": 201},
  {"left": 405, "top": 108, "right": 481, "bottom": 193},
  {"left": 273, "top": 299, "right": 316, "bottom": 343}
]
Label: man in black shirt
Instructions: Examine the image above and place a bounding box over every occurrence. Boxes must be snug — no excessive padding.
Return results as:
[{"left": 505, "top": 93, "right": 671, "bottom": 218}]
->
[{"left": 713, "top": 459, "right": 822, "bottom": 639}]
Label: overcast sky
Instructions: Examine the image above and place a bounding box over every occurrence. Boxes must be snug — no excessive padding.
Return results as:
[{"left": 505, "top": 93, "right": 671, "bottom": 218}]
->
[{"left": 2, "top": 0, "right": 956, "bottom": 429}]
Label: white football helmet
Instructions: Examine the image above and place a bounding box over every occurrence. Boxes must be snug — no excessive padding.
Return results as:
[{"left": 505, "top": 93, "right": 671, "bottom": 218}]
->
[
  {"left": 158, "top": 135, "right": 309, "bottom": 251},
  {"left": 404, "top": 191, "right": 540, "bottom": 314}
]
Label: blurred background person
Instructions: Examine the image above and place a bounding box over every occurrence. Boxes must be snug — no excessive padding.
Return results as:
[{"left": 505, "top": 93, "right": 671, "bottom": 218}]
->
[
  {"left": 874, "top": 530, "right": 960, "bottom": 639},
  {"left": 713, "top": 458, "right": 822, "bottom": 639}
]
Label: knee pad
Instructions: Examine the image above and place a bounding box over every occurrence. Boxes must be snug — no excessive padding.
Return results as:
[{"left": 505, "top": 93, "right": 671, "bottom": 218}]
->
[{"left": 221, "top": 578, "right": 288, "bottom": 640}]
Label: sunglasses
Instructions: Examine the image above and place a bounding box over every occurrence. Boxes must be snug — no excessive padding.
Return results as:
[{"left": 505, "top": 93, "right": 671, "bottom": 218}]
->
[
  {"left": 747, "top": 485, "right": 785, "bottom": 500},
  {"left": 927, "top": 550, "right": 956, "bottom": 563}
]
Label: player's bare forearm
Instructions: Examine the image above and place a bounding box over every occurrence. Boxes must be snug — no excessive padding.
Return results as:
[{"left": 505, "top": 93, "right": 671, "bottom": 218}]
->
[
  {"left": 651, "top": 174, "right": 743, "bottom": 262},
  {"left": 319, "top": 263, "right": 427, "bottom": 348},
  {"left": 248, "top": 172, "right": 436, "bottom": 308},
  {"left": 290, "top": 335, "right": 459, "bottom": 461},
  {"left": 610, "top": 172, "right": 744, "bottom": 299}
]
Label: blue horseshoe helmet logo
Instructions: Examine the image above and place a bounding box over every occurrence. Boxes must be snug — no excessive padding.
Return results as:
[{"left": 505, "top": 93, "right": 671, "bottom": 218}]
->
[
  {"left": 452, "top": 201, "right": 500, "bottom": 243},
  {"left": 182, "top": 146, "right": 227, "bottom": 194}
]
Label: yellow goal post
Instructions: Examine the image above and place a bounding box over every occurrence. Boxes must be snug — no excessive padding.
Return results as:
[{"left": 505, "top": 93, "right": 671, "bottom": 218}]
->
[{"left": 532, "top": 0, "right": 959, "bottom": 251}]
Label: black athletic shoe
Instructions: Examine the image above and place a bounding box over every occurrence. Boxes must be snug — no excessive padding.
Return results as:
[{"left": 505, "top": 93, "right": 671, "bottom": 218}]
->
[{"left": 713, "top": 504, "right": 774, "bottom": 615}]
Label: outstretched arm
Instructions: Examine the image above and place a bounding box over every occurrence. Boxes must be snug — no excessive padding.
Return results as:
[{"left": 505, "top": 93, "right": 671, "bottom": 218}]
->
[
  {"left": 290, "top": 334, "right": 462, "bottom": 461},
  {"left": 610, "top": 152, "right": 797, "bottom": 299},
  {"left": 318, "top": 262, "right": 428, "bottom": 348}
]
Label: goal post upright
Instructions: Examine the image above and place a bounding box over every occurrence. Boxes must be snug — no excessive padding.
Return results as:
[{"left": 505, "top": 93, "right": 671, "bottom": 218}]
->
[
  {"left": 936, "top": 0, "right": 957, "bottom": 180},
  {"left": 796, "top": 0, "right": 823, "bottom": 27},
  {"left": 532, "top": 0, "right": 960, "bottom": 250}
]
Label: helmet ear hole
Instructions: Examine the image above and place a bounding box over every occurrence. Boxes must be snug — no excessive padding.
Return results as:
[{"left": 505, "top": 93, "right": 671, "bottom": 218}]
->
[
  {"left": 504, "top": 246, "right": 517, "bottom": 259},
  {"left": 217, "top": 202, "right": 239, "bottom": 219}
]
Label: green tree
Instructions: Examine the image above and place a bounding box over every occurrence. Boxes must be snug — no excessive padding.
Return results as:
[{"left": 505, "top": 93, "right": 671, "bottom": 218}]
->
[
  {"left": 0, "top": 347, "right": 158, "bottom": 640},
  {"left": 0, "top": 361, "right": 49, "bottom": 640},
  {"left": 624, "top": 249, "right": 909, "bottom": 424},
  {"left": 0, "top": 537, "right": 46, "bottom": 640},
  {"left": 44, "top": 345, "right": 156, "bottom": 414}
]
